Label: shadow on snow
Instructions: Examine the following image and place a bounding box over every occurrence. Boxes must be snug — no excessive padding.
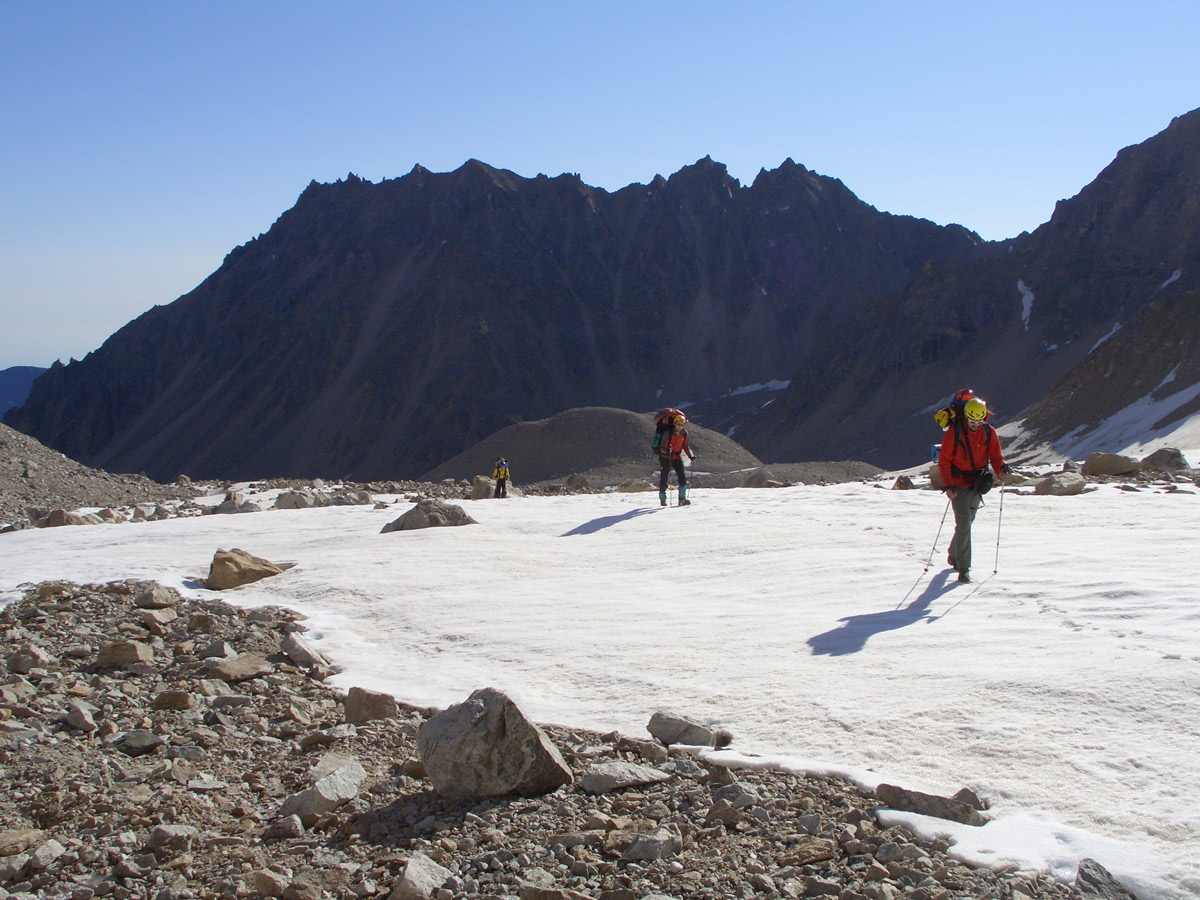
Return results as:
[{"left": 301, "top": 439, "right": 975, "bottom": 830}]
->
[
  {"left": 561, "top": 506, "right": 661, "bottom": 536},
  {"left": 806, "top": 569, "right": 968, "bottom": 656}
]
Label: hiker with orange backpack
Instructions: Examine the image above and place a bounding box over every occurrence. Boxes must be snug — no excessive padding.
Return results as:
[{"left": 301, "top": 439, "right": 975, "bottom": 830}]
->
[
  {"left": 938, "top": 395, "right": 1011, "bottom": 583},
  {"left": 658, "top": 413, "right": 696, "bottom": 506}
]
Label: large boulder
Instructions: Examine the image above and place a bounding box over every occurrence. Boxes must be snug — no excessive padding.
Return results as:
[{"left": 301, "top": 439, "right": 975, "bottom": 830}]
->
[
  {"left": 471, "top": 475, "right": 496, "bottom": 499},
  {"left": 1142, "top": 447, "right": 1191, "bottom": 473},
  {"left": 206, "top": 548, "right": 285, "bottom": 589},
  {"left": 416, "top": 687, "right": 573, "bottom": 799},
  {"left": 381, "top": 499, "right": 478, "bottom": 533},
  {"left": 274, "top": 489, "right": 321, "bottom": 510},
  {"left": 1081, "top": 452, "right": 1142, "bottom": 477},
  {"left": 1034, "top": 471, "right": 1088, "bottom": 495}
]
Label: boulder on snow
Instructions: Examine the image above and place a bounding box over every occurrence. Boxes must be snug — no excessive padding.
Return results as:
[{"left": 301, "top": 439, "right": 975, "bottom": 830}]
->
[
  {"left": 1141, "top": 447, "right": 1191, "bottom": 473},
  {"left": 381, "top": 499, "right": 478, "bottom": 533},
  {"left": 1081, "top": 452, "right": 1142, "bottom": 478},
  {"left": 874, "top": 783, "right": 985, "bottom": 826},
  {"left": 205, "top": 548, "right": 285, "bottom": 589},
  {"left": 1034, "top": 472, "right": 1088, "bottom": 496},
  {"left": 647, "top": 711, "right": 732, "bottom": 748}
]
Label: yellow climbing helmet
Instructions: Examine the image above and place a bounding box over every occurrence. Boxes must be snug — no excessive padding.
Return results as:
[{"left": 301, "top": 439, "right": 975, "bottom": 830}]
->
[{"left": 964, "top": 397, "right": 989, "bottom": 421}]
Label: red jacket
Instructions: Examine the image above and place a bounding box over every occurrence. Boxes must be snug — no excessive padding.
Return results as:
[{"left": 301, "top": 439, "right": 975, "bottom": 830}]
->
[
  {"left": 660, "top": 429, "right": 694, "bottom": 462},
  {"left": 939, "top": 422, "right": 1005, "bottom": 490}
]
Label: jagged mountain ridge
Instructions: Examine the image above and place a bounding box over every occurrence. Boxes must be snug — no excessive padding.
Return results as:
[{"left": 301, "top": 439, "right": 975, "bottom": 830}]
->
[
  {"left": 735, "top": 107, "right": 1200, "bottom": 466},
  {"left": 5, "top": 156, "right": 983, "bottom": 480}
]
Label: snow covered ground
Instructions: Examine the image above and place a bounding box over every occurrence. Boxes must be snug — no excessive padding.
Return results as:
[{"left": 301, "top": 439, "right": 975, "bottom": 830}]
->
[{"left": 2, "top": 467, "right": 1199, "bottom": 898}]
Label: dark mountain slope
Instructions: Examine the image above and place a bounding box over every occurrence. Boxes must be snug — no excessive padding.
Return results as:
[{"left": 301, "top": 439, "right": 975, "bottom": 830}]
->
[
  {"left": 6, "top": 159, "right": 980, "bottom": 481},
  {"left": 736, "top": 107, "right": 1200, "bottom": 467},
  {"left": 1003, "top": 287, "right": 1200, "bottom": 458}
]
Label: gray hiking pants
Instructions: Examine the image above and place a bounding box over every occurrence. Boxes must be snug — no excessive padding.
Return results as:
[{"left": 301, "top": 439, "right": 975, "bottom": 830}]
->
[{"left": 948, "top": 488, "right": 983, "bottom": 574}]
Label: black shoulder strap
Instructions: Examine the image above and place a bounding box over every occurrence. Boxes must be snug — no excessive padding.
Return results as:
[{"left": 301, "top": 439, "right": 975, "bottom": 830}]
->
[{"left": 953, "top": 419, "right": 981, "bottom": 472}]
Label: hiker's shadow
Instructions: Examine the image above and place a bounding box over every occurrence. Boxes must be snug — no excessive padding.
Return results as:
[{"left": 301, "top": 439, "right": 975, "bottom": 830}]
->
[
  {"left": 561, "top": 507, "right": 659, "bottom": 536},
  {"left": 806, "top": 571, "right": 959, "bottom": 657}
]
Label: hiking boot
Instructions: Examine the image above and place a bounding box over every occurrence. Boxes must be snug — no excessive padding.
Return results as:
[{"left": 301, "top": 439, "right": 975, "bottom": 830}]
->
[
  {"left": 678, "top": 498, "right": 691, "bottom": 506},
  {"left": 659, "top": 491, "right": 667, "bottom": 507},
  {"left": 957, "top": 571, "right": 971, "bottom": 584}
]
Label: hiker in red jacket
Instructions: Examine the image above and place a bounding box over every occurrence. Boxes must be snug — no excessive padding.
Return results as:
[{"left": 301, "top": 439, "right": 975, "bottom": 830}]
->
[
  {"left": 659, "top": 414, "right": 696, "bottom": 507},
  {"left": 938, "top": 396, "right": 1010, "bottom": 583}
]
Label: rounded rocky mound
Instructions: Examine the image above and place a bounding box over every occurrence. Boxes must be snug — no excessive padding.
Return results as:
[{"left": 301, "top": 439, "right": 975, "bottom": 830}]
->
[
  {"left": 421, "top": 407, "right": 882, "bottom": 489},
  {"left": 0, "top": 422, "right": 195, "bottom": 525}
]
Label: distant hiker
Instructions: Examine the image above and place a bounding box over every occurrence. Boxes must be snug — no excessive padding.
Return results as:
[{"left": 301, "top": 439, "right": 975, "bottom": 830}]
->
[
  {"left": 658, "top": 414, "right": 696, "bottom": 507},
  {"left": 938, "top": 396, "right": 1010, "bottom": 583},
  {"left": 492, "top": 457, "right": 510, "bottom": 498}
]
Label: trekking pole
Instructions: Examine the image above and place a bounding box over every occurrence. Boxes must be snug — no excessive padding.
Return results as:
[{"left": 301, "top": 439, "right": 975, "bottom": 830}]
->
[
  {"left": 993, "top": 484, "right": 1005, "bottom": 574},
  {"left": 924, "top": 496, "right": 952, "bottom": 573}
]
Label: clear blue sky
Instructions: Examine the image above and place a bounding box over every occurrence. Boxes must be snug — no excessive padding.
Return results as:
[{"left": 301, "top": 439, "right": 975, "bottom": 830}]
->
[{"left": 3, "top": 1, "right": 1199, "bottom": 369}]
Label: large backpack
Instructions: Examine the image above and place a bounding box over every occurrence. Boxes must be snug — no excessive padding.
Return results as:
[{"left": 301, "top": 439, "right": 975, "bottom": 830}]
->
[
  {"left": 651, "top": 407, "right": 686, "bottom": 453},
  {"left": 933, "top": 388, "right": 974, "bottom": 431}
]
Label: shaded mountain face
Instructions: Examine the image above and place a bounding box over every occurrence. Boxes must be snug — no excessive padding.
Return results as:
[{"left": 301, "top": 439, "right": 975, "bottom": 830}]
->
[
  {"left": 5, "top": 157, "right": 981, "bottom": 480},
  {"left": 735, "top": 107, "right": 1200, "bottom": 467},
  {"left": 421, "top": 406, "right": 766, "bottom": 487}
]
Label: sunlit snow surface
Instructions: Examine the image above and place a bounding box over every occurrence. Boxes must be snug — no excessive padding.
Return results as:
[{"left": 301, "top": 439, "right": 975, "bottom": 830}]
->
[{"left": 2, "top": 478, "right": 1199, "bottom": 898}]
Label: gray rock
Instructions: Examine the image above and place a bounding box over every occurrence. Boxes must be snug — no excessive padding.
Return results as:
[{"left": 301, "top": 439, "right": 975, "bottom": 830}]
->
[
  {"left": 472, "top": 475, "right": 496, "bottom": 499},
  {"left": 66, "top": 700, "right": 99, "bottom": 732},
  {"left": 416, "top": 687, "right": 572, "bottom": 799},
  {"left": 1081, "top": 452, "right": 1142, "bottom": 477},
  {"left": 580, "top": 761, "right": 671, "bottom": 794},
  {"left": 7, "top": 644, "right": 54, "bottom": 674},
  {"left": 874, "top": 783, "right": 984, "bottom": 826},
  {"left": 1074, "top": 858, "right": 1141, "bottom": 899},
  {"left": 119, "top": 730, "right": 166, "bottom": 757},
  {"left": 281, "top": 632, "right": 330, "bottom": 670},
  {"left": 278, "top": 760, "right": 367, "bottom": 819},
  {"left": 381, "top": 499, "right": 478, "bottom": 533},
  {"left": 1034, "top": 471, "right": 1088, "bottom": 496},
  {"left": 1142, "top": 447, "right": 1191, "bottom": 473},
  {"left": 26, "top": 838, "right": 65, "bottom": 870},
  {"left": 647, "top": 711, "right": 732, "bottom": 747},
  {"left": 273, "top": 489, "right": 319, "bottom": 510},
  {"left": 204, "top": 653, "right": 274, "bottom": 682},
  {"left": 388, "top": 851, "right": 451, "bottom": 900},
  {"left": 134, "top": 586, "right": 177, "bottom": 609},
  {"left": 743, "top": 468, "right": 783, "bottom": 488},
  {"left": 712, "top": 781, "right": 762, "bottom": 809},
  {"left": 623, "top": 825, "right": 682, "bottom": 861},
  {"left": 146, "top": 825, "right": 200, "bottom": 853},
  {"left": 0, "top": 829, "right": 43, "bottom": 857}
]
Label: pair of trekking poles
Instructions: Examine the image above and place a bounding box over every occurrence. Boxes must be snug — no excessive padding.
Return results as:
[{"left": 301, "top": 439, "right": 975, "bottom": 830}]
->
[{"left": 923, "top": 483, "right": 1005, "bottom": 576}]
